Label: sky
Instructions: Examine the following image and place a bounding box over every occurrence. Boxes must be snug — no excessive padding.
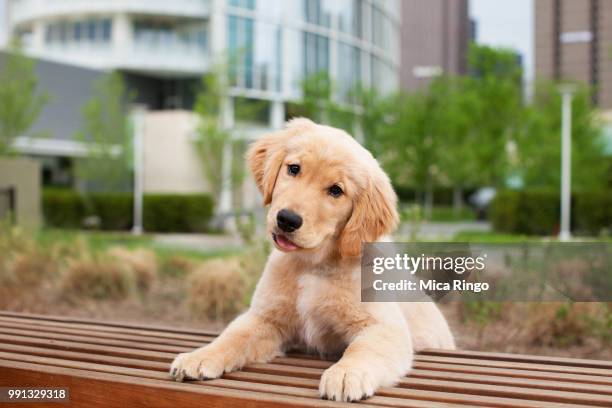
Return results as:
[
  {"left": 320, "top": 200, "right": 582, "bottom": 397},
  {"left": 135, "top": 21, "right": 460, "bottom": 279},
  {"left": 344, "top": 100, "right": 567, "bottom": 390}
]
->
[{"left": 470, "top": 0, "right": 534, "bottom": 83}]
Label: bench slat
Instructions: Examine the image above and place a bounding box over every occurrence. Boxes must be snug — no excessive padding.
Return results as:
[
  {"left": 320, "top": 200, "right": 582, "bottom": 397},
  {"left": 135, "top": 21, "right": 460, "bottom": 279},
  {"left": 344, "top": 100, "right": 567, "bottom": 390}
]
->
[
  {"left": 0, "top": 311, "right": 220, "bottom": 337},
  {"left": 2, "top": 312, "right": 610, "bottom": 408},
  {"left": 0, "top": 357, "right": 586, "bottom": 408},
  {"left": 421, "top": 349, "right": 612, "bottom": 369},
  {"left": 0, "top": 316, "right": 214, "bottom": 343},
  {"left": 0, "top": 359, "right": 368, "bottom": 408}
]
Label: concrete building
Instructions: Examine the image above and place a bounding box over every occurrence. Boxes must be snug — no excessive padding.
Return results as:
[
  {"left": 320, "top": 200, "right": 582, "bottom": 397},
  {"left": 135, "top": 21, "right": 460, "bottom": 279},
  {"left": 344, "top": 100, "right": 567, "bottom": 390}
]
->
[
  {"left": 4, "top": 0, "right": 401, "bottom": 215},
  {"left": 400, "top": 0, "right": 469, "bottom": 92},
  {"left": 535, "top": 0, "right": 612, "bottom": 109},
  {"left": 6, "top": 0, "right": 400, "bottom": 112}
]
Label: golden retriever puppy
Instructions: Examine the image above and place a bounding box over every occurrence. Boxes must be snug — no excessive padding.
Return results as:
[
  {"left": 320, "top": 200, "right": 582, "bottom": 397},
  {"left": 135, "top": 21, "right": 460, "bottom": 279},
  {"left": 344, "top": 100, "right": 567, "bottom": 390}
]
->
[{"left": 170, "top": 118, "right": 455, "bottom": 401}]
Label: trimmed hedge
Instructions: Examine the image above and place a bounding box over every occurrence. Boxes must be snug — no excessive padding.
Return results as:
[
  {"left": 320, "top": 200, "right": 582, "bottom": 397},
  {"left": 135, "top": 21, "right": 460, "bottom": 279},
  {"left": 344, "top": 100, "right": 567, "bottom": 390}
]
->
[
  {"left": 42, "top": 189, "right": 86, "bottom": 228},
  {"left": 42, "top": 190, "right": 214, "bottom": 232},
  {"left": 491, "top": 190, "right": 612, "bottom": 236},
  {"left": 143, "top": 194, "right": 214, "bottom": 233}
]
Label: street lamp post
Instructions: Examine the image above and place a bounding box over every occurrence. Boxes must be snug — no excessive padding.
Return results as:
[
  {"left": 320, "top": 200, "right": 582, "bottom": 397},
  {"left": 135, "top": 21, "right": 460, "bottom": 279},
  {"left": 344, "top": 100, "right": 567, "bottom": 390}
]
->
[
  {"left": 131, "top": 107, "right": 146, "bottom": 236},
  {"left": 558, "top": 84, "right": 576, "bottom": 242}
]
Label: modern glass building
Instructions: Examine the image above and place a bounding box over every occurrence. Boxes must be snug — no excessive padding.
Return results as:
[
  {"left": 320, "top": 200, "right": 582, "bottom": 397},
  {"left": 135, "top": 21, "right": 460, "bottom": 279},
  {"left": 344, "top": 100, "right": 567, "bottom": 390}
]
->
[{"left": 7, "top": 0, "right": 400, "bottom": 124}]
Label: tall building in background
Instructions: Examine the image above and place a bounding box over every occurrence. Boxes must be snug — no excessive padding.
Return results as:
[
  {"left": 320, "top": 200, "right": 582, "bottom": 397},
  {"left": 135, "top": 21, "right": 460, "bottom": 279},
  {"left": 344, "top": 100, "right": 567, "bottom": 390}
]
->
[
  {"left": 400, "top": 0, "right": 469, "bottom": 92},
  {"left": 535, "top": 0, "right": 612, "bottom": 109},
  {"left": 6, "top": 0, "right": 400, "bottom": 112},
  {"left": 4, "top": 0, "right": 401, "bottom": 211}
]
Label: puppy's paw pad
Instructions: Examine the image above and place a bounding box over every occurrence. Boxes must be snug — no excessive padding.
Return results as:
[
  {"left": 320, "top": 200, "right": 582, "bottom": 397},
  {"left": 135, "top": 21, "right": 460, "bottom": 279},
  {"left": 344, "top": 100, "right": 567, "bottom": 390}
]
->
[
  {"left": 319, "top": 364, "right": 376, "bottom": 402},
  {"left": 169, "top": 350, "right": 224, "bottom": 382}
]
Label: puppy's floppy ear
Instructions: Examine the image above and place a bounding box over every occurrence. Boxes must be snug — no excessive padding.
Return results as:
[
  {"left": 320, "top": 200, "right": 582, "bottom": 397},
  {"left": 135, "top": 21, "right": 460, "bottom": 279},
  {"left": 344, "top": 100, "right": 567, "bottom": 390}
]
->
[
  {"left": 246, "top": 131, "right": 286, "bottom": 205},
  {"left": 247, "top": 118, "right": 315, "bottom": 205},
  {"left": 339, "top": 170, "right": 398, "bottom": 258}
]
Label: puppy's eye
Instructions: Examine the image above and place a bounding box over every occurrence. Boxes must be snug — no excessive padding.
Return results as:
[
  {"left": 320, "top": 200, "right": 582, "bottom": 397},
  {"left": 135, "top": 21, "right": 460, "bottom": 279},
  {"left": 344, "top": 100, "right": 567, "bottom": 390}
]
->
[
  {"left": 288, "top": 164, "right": 300, "bottom": 176},
  {"left": 328, "top": 184, "right": 343, "bottom": 198}
]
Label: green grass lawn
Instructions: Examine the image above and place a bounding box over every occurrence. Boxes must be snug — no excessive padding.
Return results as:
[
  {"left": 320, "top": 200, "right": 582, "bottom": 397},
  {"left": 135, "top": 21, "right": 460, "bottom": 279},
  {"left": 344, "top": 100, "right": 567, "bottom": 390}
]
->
[
  {"left": 34, "top": 229, "right": 242, "bottom": 263},
  {"left": 452, "top": 230, "right": 612, "bottom": 243},
  {"left": 400, "top": 205, "right": 476, "bottom": 223}
]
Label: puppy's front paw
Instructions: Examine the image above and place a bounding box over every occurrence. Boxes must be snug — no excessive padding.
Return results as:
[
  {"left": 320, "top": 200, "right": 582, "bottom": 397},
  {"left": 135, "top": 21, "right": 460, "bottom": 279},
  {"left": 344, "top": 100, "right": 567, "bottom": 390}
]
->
[
  {"left": 170, "top": 347, "right": 224, "bottom": 382},
  {"left": 319, "top": 363, "right": 376, "bottom": 402}
]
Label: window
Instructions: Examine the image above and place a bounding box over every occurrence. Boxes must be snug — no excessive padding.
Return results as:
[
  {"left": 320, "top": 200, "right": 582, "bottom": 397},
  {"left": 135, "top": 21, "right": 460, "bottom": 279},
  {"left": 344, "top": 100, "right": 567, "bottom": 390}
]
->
[
  {"left": 227, "top": 15, "right": 281, "bottom": 91},
  {"left": 303, "top": 32, "right": 329, "bottom": 76},
  {"left": 73, "top": 21, "right": 82, "bottom": 41},
  {"left": 101, "top": 19, "right": 112, "bottom": 41},
  {"left": 304, "top": 0, "right": 331, "bottom": 27},
  {"left": 337, "top": 42, "right": 361, "bottom": 101},
  {"left": 44, "top": 18, "right": 113, "bottom": 45}
]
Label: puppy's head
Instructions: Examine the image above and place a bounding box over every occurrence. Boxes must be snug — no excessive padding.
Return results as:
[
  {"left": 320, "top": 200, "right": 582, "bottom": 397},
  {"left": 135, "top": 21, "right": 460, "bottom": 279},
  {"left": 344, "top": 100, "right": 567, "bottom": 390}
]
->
[{"left": 247, "top": 118, "right": 398, "bottom": 259}]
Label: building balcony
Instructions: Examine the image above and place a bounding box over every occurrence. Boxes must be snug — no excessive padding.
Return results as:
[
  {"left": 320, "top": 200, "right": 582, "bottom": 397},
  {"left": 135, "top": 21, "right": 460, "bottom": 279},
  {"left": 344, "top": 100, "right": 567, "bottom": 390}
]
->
[
  {"left": 28, "top": 42, "right": 210, "bottom": 77},
  {"left": 11, "top": 0, "right": 210, "bottom": 27}
]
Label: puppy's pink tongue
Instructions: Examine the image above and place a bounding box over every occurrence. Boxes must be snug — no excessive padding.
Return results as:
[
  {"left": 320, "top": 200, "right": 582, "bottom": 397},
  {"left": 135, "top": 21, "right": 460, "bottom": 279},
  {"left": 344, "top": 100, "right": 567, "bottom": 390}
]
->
[{"left": 276, "top": 234, "right": 299, "bottom": 251}]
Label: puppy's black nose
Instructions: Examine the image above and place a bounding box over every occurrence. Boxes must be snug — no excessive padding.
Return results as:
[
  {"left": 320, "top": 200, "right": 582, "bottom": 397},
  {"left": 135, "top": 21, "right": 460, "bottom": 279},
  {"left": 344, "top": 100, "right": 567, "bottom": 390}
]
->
[{"left": 277, "top": 209, "right": 303, "bottom": 232}]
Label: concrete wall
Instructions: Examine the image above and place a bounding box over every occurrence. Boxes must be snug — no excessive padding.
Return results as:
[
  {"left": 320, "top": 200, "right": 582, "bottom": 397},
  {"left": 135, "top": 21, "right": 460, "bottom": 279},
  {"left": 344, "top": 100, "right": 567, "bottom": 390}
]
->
[
  {"left": 0, "top": 51, "right": 105, "bottom": 141},
  {"left": 0, "top": 157, "right": 41, "bottom": 229},
  {"left": 142, "top": 110, "right": 210, "bottom": 194}
]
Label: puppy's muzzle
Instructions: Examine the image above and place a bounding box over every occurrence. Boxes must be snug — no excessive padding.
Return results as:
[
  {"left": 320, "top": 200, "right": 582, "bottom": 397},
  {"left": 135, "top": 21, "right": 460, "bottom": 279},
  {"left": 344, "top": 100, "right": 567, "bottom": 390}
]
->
[{"left": 277, "top": 209, "right": 303, "bottom": 232}]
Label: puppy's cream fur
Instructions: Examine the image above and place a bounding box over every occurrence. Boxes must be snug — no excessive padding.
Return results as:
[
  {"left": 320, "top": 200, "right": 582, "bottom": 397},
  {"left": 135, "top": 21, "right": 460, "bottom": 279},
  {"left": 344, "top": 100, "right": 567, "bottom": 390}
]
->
[{"left": 170, "top": 118, "right": 454, "bottom": 401}]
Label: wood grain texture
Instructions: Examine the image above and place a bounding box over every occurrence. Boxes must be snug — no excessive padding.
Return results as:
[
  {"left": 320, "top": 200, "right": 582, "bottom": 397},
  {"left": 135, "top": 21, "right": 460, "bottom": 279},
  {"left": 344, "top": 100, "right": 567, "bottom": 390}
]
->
[{"left": 1, "top": 312, "right": 611, "bottom": 408}]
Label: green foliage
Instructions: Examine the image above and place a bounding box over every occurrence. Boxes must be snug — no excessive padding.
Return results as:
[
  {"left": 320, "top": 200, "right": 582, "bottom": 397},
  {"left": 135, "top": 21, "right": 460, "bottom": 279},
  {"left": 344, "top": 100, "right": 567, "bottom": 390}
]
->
[
  {"left": 462, "top": 44, "right": 524, "bottom": 187},
  {"left": 491, "top": 190, "right": 612, "bottom": 236},
  {"left": 89, "top": 193, "right": 133, "bottom": 230},
  {"left": 0, "top": 41, "right": 49, "bottom": 154},
  {"left": 143, "top": 194, "right": 214, "bottom": 233},
  {"left": 193, "top": 67, "right": 231, "bottom": 201},
  {"left": 460, "top": 301, "right": 502, "bottom": 326},
  {"left": 490, "top": 190, "right": 559, "bottom": 235},
  {"left": 295, "top": 71, "right": 356, "bottom": 131},
  {"left": 516, "top": 82, "right": 608, "bottom": 190},
  {"left": 74, "top": 72, "right": 133, "bottom": 192},
  {"left": 42, "top": 190, "right": 214, "bottom": 232},
  {"left": 42, "top": 189, "right": 86, "bottom": 228},
  {"left": 574, "top": 191, "right": 612, "bottom": 236}
]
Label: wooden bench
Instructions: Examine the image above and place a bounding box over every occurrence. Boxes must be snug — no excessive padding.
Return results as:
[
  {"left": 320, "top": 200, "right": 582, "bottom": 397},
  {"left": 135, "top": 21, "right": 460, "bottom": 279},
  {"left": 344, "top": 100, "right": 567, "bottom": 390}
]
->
[{"left": 0, "top": 311, "right": 610, "bottom": 407}]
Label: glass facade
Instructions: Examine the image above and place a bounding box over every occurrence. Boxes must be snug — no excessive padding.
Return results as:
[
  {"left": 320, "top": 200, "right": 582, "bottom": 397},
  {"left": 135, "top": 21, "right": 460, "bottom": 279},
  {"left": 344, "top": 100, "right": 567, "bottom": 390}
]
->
[
  {"left": 227, "top": 15, "right": 281, "bottom": 92},
  {"left": 44, "top": 18, "right": 112, "bottom": 45},
  {"left": 133, "top": 20, "right": 207, "bottom": 50},
  {"left": 226, "top": 0, "right": 399, "bottom": 101}
]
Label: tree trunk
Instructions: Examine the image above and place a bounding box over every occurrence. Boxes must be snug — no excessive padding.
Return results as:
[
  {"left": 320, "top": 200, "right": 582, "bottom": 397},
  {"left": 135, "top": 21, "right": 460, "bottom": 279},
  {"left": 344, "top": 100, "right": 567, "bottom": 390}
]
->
[
  {"left": 424, "top": 176, "right": 434, "bottom": 220},
  {"left": 453, "top": 186, "right": 464, "bottom": 217}
]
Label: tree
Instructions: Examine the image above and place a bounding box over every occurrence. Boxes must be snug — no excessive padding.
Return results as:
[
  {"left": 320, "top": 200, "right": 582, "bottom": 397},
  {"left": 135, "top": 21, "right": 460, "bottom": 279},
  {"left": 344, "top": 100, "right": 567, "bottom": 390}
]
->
[
  {"left": 192, "top": 68, "right": 231, "bottom": 203},
  {"left": 293, "top": 72, "right": 356, "bottom": 131},
  {"left": 74, "top": 72, "right": 132, "bottom": 192},
  {"left": 377, "top": 81, "right": 448, "bottom": 217},
  {"left": 516, "top": 82, "right": 607, "bottom": 191},
  {"left": 462, "top": 44, "right": 525, "bottom": 188},
  {"left": 0, "top": 41, "right": 49, "bottom": 155},
  {"left": 432, "top": 76, "right": 482, "bottom": 215}
]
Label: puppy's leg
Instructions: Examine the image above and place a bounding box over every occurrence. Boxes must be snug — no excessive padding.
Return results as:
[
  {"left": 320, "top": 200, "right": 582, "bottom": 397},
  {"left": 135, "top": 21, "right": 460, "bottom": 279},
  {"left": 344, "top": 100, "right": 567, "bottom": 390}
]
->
[
  {"left": 319, "top": 323, "right": 413, "bottom": 402},
  {"left": 400, "top": 302, "right": 455, "bottom": 351},
  {"left": 170, "top": 312, "right": 283, "bottom": 381}
]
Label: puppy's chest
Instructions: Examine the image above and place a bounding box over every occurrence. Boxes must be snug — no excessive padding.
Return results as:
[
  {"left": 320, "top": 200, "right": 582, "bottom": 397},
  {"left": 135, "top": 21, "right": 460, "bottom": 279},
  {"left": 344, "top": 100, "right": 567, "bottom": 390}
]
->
[{"left": 293, "top": 272, "right": 361, "bottom": 353}]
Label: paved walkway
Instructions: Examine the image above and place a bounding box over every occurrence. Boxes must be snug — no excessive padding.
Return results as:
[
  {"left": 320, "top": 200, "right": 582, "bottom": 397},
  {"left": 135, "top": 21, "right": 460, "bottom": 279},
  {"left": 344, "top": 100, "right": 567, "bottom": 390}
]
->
[
  {"left": 152, "top": 233, "right": 243, "bottom": 252},
  {"left": 399, "top": 221, "right": 491, "bottom": 240},
  {"left": 152, "top": 222, "right": 491, "bottom": 252}
]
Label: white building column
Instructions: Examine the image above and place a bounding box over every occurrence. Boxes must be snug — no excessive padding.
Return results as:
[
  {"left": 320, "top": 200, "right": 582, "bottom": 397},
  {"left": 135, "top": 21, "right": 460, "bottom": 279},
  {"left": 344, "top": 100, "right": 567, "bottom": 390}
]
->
[
  {"left": 27, "top": 20, "right": 45, "bottom": 55},
  {"left": 209, "top": 0, "right": 227, "bottom": 56},
  {"left": 113, "top": 13, "right": 132, "bottom": 61},
  {"left": 218, "top": 95, "right": 235, "bottom": 230},
  {"left": 131, "top": 107, "right": 146, "bottom": 235},
  {"left": 270, "top": 100, "right": 285, "bottom": 129}
]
